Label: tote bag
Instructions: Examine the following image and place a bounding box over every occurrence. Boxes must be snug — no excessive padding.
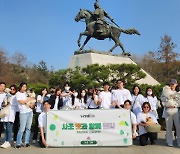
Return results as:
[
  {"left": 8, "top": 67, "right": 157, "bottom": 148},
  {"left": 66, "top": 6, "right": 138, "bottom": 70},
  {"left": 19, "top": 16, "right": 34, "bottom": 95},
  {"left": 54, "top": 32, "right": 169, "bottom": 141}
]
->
[{"left": 0, "top": 105, "right": 9, "bottom": 118}]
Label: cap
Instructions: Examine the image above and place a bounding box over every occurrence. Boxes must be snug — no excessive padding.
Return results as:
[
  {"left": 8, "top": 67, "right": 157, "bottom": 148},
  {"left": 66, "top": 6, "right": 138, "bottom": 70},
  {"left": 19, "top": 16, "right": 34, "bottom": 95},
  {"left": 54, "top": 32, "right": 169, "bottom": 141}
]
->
[{"left": 170, "top": 79, "right": 177, "bottom": 84}]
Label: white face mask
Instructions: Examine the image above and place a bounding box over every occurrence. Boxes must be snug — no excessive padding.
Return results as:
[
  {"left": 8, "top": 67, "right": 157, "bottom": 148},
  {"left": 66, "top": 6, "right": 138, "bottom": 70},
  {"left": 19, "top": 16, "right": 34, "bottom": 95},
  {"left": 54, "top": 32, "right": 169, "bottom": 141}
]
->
[
  {"left": 65, "top": 86, "right": 70, "bottom": 91},
  {"left": 147, "top": 91, "right": 152, "bottom": 96},
  {"left": 73, "top": 92, "right": 78, "bottom": 97},
  {"left": 81, "top": 92, "right": 86, "bottom": 97}
]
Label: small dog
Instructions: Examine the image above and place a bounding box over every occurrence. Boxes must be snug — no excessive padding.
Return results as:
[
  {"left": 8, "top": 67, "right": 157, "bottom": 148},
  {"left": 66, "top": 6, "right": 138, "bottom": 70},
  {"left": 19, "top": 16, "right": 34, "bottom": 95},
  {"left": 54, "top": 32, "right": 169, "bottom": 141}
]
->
[
  {"left": 26, "top": 89, "right": 36, "bottom": 109},
  {"left": 161, "top": 85, "right": 180, "bottom": 116}
]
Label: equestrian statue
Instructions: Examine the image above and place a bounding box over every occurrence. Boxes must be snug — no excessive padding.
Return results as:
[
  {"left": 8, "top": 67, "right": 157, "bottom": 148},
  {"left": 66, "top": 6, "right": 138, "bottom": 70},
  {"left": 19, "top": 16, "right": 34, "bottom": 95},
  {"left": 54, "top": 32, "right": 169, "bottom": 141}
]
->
[{"left": 75, "top": 0, "right": 140, "bottom": 56}]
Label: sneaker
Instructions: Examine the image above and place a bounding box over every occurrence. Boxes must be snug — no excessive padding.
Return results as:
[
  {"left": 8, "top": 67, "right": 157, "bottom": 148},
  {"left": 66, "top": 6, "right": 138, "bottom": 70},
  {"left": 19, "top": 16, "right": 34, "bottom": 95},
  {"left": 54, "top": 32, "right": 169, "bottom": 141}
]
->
[
  {"left": 167, "top": 143, "right": 173, "bottom": 147},
  {"left": 177, "top": 143, "right": 180, "bottom": 147},
  {"left": 25, "top": 144, "right": 30, "bottom": 147},
  {"left": 1, "top": 142, "right": 11, "bottom": 149},
  {"left": 15, "top": 145, "right": 21, "bottom": 149},
  {"left": 0, "top": 141, "right": 7, "bottom": 148}
]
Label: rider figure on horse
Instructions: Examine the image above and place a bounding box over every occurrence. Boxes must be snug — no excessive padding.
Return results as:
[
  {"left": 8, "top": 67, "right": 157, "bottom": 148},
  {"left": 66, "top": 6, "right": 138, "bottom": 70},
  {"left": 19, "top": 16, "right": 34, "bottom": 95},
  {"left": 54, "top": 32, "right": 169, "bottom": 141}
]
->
[{"left": 93, "top": 0, "right": 114, "bottom": 35}]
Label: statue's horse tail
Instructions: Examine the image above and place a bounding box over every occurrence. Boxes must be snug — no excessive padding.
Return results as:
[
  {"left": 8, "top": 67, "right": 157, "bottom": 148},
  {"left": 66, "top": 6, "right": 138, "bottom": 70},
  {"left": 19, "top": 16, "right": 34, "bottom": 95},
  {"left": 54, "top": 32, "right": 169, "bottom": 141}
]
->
[{"left": 120, "top": 28, "right": 140, "bottom": 35}]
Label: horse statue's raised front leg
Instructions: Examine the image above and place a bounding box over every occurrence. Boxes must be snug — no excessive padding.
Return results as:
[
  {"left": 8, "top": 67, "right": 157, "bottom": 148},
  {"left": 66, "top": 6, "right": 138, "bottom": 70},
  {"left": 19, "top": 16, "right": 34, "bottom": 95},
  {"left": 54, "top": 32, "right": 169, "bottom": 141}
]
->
[
  {"left": 77, "top": 31, "right": 92, "bottom": 51},
  {"left": 77, "top": 32, "right": 83, "bottom": 47}
]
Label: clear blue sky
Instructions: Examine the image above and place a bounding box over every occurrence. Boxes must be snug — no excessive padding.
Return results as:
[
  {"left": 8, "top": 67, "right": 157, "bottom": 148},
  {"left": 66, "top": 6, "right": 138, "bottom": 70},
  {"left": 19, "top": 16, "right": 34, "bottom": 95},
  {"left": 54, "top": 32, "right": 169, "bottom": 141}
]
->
[{"left": 0, "top": 0, "right": 180, "bottom": 70}]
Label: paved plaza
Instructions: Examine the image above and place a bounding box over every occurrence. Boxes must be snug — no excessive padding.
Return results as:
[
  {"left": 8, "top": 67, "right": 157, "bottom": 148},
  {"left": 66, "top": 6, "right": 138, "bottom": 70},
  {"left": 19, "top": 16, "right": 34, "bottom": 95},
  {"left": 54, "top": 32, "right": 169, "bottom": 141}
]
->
[{"left": 0, "top": 131, "right": 179, "bottom": 154}]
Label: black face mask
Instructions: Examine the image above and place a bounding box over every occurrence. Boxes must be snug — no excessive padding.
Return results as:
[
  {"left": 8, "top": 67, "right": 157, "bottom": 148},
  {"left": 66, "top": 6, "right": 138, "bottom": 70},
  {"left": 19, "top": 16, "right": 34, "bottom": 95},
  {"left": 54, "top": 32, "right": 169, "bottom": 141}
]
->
[{"left": 50, "top": 90, "right": 55, "bottom": 94}]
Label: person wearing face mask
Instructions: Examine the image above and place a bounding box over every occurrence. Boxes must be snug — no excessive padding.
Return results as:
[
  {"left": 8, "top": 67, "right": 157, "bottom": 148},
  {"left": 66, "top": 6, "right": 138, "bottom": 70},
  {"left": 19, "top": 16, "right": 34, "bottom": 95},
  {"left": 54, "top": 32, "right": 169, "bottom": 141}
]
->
[
  {"left": 62, "top": 83, "right": 73, "bottom": 108},
  {"left": 144, "top": 87, "right": 158, "bottom": 119},
  {"left": 79, "top": 89, "right": 88, "bottom": 109},
  {"left": 71, "top": 90, "right": 80, "bottom": 109}
]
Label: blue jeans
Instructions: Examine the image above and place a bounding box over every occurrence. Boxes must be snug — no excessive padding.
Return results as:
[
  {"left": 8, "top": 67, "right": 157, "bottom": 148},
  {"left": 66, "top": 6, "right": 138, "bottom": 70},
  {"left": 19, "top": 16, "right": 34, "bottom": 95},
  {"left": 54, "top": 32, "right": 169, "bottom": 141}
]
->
[
  {"left": 16, "top": 111, "right": 33, "bottom": 145},
  {"left": 4, "top": 122, "right": 13, "bottom": 142}
]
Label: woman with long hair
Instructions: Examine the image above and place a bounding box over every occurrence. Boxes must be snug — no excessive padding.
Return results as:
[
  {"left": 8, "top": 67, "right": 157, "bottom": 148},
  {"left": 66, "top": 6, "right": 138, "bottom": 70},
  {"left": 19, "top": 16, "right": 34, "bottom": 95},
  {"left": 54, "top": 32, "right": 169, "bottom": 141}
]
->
[
  {"left": 87, "top": 89, "right": 99, "bottom": 109},
  {"left": 0, "top": 85, "right": 18, "bottom": 148},
  {"left": 49, "top": 87, "right": 63, "bottom": 110},
  {"left": 144, "top": 87, "right": 158, "bottom": 118},
  {"left": 79, "top": 89, "right": 88, "bottom": 109},
  {"left": 15, "top": 82, "right": 35, "bottom": 149},
  {"left": 131, "top": 85, "right": 145, "bottom": 116},
  {"left": 32, "top": 87, "right": 49, "bottom": 143}
]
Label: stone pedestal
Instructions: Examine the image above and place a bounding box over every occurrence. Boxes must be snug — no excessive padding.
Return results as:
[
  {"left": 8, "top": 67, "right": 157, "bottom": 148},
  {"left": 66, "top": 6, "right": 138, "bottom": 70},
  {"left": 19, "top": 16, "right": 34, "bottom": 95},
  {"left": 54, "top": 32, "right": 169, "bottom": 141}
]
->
[{"left": 69, "top": 51, "right": 159, "bottom": 85}]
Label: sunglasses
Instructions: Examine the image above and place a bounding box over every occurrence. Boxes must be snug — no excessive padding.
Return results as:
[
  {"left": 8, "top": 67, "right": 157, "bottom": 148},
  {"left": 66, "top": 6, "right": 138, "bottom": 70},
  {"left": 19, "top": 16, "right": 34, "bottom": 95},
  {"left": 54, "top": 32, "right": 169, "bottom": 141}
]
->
[
  {"left": 10, "top": 88, "right": 15, "bottom": 90},
  {"left": 143, "top": 106, "right": 149, "bottom": 109}
]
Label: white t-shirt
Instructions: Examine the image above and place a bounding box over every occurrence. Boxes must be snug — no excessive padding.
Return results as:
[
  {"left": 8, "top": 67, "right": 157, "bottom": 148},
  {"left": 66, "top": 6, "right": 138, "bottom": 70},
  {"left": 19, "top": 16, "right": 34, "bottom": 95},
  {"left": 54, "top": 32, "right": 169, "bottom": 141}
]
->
[
  {"left": 130, "top": 111, "right": 137, "bottom": 125},
  {"left": 62, "top": 94, "right": 72, "bottom": 108},
  {"left": 132, "top": 94, "right": 145, "bottom": 116},
  {"left": 53, "top": 96, "right": 60, "bottom": 110},
  {"left": 1, "top": 95, "right": 18, "bottom": 123},
  {"left": 0, "top": 93, "right": 6, "bottom": 109},
  {"left": 78, "top": 98, "right": 87, "bottom": 109},
  {"left": 137, "top": 111, "right": 158, "bottom": 135},
  {"left": 145, "top": 96, "right": 158, "bottom": 111},
  {"left": 38, "top": 112, "right": 47, "bottom": 133},
  {"left": 99, "top": 91, "right": 112, "bottom": 109},
  {"left": 16, "top": 91, "right": 32, "bottom": 113},
  {"left": 73, "top": 98, "right": 81, "bottom": 109},
  {"left": 36, "top": 95, "right": 43, "bottom": 113},
  {"left": 87, "top": 95, "right": 99, "bottom": 108},
  {"left": 112, "top": 89, "right": 132, "bottom": 105}
]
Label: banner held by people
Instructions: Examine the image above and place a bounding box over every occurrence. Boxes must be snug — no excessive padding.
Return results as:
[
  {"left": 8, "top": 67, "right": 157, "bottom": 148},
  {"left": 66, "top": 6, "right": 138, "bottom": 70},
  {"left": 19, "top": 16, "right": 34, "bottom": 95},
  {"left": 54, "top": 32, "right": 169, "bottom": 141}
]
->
[{"left": 46, "top": 109, "right": 132, "bottom": 147}]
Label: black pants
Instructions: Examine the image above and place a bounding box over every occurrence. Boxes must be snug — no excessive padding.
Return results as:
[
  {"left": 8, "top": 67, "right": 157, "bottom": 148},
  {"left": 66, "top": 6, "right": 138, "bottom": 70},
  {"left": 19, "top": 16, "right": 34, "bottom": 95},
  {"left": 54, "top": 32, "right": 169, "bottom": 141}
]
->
[
  {"left": 32, "top": 112, "right": 41, "bottom": 140},
  {"left": 13, "top": 112, "right": 20, "bottom": 141},
  {"left": 0, "top": 122, "right": 4, "bottom": 138},
  {"left": 39, "top": 133, "right": 46, "bottom": 148},
  {"left": 139, "top": 132, "right": 157, "bottom": 146}
]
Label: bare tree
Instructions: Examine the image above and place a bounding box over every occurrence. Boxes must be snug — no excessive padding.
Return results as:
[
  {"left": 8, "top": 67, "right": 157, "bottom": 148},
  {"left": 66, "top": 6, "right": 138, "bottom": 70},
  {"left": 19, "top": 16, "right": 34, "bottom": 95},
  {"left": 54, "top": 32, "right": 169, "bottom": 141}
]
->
[{"left": 11, "top": 51, "right": 27, "bottom": 66}]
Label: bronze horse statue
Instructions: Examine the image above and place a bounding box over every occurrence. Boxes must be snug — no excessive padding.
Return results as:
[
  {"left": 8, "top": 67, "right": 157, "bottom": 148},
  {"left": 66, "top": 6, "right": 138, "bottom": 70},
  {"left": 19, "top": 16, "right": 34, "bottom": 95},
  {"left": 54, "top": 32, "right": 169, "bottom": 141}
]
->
[{"left": 75, "top": 9, "right": 140, "bottom": 55}]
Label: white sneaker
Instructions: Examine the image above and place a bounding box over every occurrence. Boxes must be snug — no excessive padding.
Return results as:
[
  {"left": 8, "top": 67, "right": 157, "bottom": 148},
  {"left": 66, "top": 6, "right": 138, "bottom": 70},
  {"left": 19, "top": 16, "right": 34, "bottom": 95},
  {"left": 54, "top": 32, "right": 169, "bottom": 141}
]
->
[
  {"left": 167, "top": 143, "right": 173, "bottom": 147},
  {"left": 0, "top": 141, "right": 7, "bottom": 148},
  {"left": 1, "top": 142, "right": 11, "bottom": 149}
]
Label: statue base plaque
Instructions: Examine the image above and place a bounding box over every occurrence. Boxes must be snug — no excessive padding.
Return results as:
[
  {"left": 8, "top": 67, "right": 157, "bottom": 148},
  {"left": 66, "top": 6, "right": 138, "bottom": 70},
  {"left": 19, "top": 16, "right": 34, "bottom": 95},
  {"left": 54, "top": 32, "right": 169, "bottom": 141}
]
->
[{"left": 69, "top": 50, "right": 159, "bottom": 85}]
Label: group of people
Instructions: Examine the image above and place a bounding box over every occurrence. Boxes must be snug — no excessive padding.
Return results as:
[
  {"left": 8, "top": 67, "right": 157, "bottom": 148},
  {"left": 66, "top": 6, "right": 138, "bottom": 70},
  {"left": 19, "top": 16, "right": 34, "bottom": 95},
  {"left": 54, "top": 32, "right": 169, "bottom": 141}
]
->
[{"left": 0, "top": 79, "right": 180, "bottom": 149}]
